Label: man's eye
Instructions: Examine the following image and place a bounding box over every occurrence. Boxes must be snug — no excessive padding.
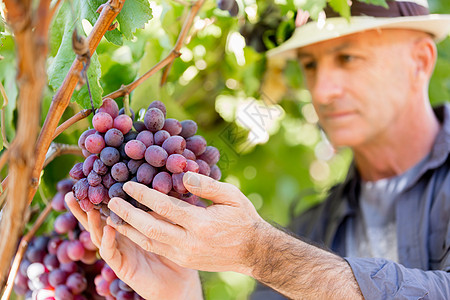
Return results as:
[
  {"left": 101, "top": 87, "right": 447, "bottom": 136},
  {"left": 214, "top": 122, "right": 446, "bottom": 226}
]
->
[
  {"left": 339, "top": 55, "right": 356, "bottom": 63},
  {"left": 302, "top": 61, "right": 317, "bottom": 70}
]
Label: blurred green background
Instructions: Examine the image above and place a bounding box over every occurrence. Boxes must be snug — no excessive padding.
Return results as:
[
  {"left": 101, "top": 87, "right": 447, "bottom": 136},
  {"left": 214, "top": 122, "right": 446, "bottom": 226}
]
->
[{"left": 1, "top": 0, "right": 449, "bottom": 299}]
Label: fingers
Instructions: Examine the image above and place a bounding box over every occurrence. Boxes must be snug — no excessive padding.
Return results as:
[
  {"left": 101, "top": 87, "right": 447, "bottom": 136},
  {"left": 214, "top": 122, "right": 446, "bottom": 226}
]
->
[
  {"left": 87, "top": 209, "right": 103, "bottom": 247},
  {"left": 183, "top": 172, "right": 241, "bottom": 205},
  {"left": 65, "top": 192, "right": 88, "bottom": 229},
  {"left": 106, "top": 217, "right": 174, "bottom": 257},
  {"left": 108, "top": 197, "right": 188, "bottom": 246},
  {"left": 99, "top": 225, "right": 123, "bottom": 270},
  {"left": 122, "top": 182, "right": 199, "bottom": 226}
]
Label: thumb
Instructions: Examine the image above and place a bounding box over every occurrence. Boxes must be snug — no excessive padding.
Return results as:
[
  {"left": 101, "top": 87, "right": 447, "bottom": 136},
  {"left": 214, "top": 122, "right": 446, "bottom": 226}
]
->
[{"left": 183, "top": 172, "right": 241, "bottom": 205}]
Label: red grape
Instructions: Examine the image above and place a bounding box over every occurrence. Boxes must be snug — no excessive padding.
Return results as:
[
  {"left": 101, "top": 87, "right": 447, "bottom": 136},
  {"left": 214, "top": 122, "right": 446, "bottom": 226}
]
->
[
  {"left": 162, "top": 135, "right": 186, "bottom": 155},
  {"left": 180, "top": 120, "right": 197, "bottom": 138},
  {"left": 152, "top": 172, "right": 172, "bottom": 194},
  {"left": 113, "top": 114, "right": 133, "bottom": 135},
  {"left": 166, "top": 154, "right": 187, "bottom": 174},
  {"left": 124, "top": 140, "right": 146, "bottom": 160},
  {"left": 98, "top": 98, "right": 119, "bottom": 119},
  {"left": 145, "top": 145, "right": 168, "bottom": 167},
  {"left": 92, "top": 112, "right": 113, "bottom": 133}
]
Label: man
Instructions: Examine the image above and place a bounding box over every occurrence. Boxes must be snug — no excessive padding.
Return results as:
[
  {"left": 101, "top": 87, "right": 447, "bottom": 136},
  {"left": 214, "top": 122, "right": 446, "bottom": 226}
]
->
[{"left": 66, "top": 0, "right": 450, "bottom": 299}]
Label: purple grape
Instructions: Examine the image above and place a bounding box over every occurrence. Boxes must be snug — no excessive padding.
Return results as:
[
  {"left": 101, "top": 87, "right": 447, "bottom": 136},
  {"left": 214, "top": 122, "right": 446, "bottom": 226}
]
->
[
  {"left": 198, "top": 146, "right": 220, "bottom": 166},
  {"left": 133, "top": 121, "right": 146, "bottom": 132},
  {"left": 119, "top": 280, "right": 133, "bottom": 291},
  {"left": 105, "top": 128, "right": 124, "bottom": 147},
  {"left": 117, "top": 290, "right": 135, "bottom": 300},
  {"left": 186, "top": 135, "right": 206, "bottom": 156},
  {"left": 79, "top": 231, "right": 97, "bottom": 251},
  {"left": 162, "top": 136, "right": 186, "bottom": 155},
  {"left": 144, "top": 108, "right": 165, "bottom": 132},
  {"left": 98, "top": 98, "right": 119, "bottom": 119},
  {"left": 69, "top": 163, "right": 85, "bottom": 180},
  {"left": 55, "top": 284, "right": 74, "bottom": 300},
  {"left": 52, "top": 192, "right": 66, "bottom": 211},
  {"left": 60, "top": 261, "right": 78, "bottom": 274},
  {"left": 66, "top": 272, "right": 87, "bottom": 295},
  {"left": 114, "top": 114, "right": 133, "bottom": 134},
  {"left": 93, "top": 112, "right": 113, "bottom": 133},
  {"left": 111, "top": 162, "right": 129, "bottom": 182},
  {"left": 54, "top": 213, "right": 78, "bottom": 234},
  {"left": 47, "top": 237, "right": 63, "bottom": 255},
  {"left": 82, "top": 149, "right": 91, "bottom": 158},
  {"left": 136, "top": 130, "right": 154, "bottom": 147},
  {"left": 102, "top": 173, "right": 116, "bottom": 189},
  {"left": 166, "top": 154, "right": 187, "bottom": 174},
  {"left": 152, "top": 172, "right": 172, "bottom": 194},
  {"left": 78, "top": 129, "right": 96, "bottom": 150},
  {"left": 79, "top": 198, "right": 95, "bottom": 212},
  {"left": 162, "top": 118, "right": 182, "bottom": 135},
  {"left": 153, "top": 130, "right": 170, "bottom": 145},
  {"left": 127, "top": 159, "right": 144, "bottom": 174},
  {"left": 196, "top": 159, "right": 211, "bottom": 176},
  {"left": 109, "top": 182, "right": 126, "bottom": 199},
  {"left": 119, "top": 107, "right": 135, "bottom": 120},
  {"left": 83, "top": 154, "right": 99, "bottom": 176},
  {"left": 118, "top": 143, "right": 129, "bottom": 160},
  {"left": 25, "top": 247, "right": 46, "bottom": 263},
  {"left": 180, "top": 120, "right": 197, "bottom": 138},
  {"left": 67, "top": 240, "right": 85, "bottom": 261},
  {"left": 87, "top": 170, "right": 102, "bottom": 186},
  {"left": 101, "top": 265, "right": 117, "bottom": 282},
  {"left": 56, "top": 241, "right": 72, "bottom": 264},
  {"left": 172, "top": 172, "right": 188, "bottom": 194},
  {"left": 217, "top": 0, "right": 234, "bottom": 10},
  {"left": 88, "top": 185, "right": 108, "bottom": 205},
  {"left": 124, "top": 130, "right": 138, "bottom": 143},
  {"left": 43, "top": 254, "right": 60, "bottom": 271},
  {"left": 136, "top": 163, "right": 157, "bottom": 185},
  {"left": 57, "top": 179, "right": 75, "bottom": 194},
  {"left": 96, "top": 278, "right": 111, "bottom": 296},
  {"left": 73, "top": 178, "right": 89, "bottom": 200},
  {"left": 210, "top": 164, "right": 222, "bottom": 180},
  {"left": 124, "top": 140, "right": 146, "bottom": 160},
  {"left": 184, "top": 159, "right": 199, "bottom": 173},
  {"left": 147, "top": 100, "right": 167, "bottom": 117},
  {"left": 93, "top": 159, "right": 108, "bottom": 175},
  {"left": 182, "top": 148, "right": 196, "bottom": 160},
  {"left": 100, "top": 147, "right": 120, "bottom": 166},
  {"left": 49, "top": 269, "right": 68, "bottom": 288},
  {"left": 229, "top": 0, "right": 239, "bottom": 16},
  {"left": 110, "top": 211, "right": 124, "bottom": 225},
  {"left": 110, "top": 279, "right": 121, "bottom": 297},
  {"left": 145, "top": 145, "right": 168, "bottom": 167}
]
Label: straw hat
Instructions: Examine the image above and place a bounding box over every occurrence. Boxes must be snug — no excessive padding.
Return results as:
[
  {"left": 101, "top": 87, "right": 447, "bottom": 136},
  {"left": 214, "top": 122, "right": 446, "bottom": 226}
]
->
[{"left": 267, "top": 0, "right": 450, "bottom": 58}]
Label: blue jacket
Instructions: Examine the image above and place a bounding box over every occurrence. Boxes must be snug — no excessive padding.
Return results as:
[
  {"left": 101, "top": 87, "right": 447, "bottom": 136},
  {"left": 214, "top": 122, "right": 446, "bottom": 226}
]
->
[{"left": 252, "top": 104, "right": 450, "bottom": 299}]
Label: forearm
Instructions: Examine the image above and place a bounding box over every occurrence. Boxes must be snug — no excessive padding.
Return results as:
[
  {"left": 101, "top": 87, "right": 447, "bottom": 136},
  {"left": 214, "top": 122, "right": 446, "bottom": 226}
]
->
[{"left": 243, "top": 221, "right": 362, "bottom": 299}]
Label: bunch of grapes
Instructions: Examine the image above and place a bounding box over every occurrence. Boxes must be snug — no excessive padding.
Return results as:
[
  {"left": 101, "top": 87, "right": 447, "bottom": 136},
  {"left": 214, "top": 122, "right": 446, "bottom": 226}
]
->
[
  {"left": 217, "top": 0, "right": 239, "bottom": 16},
  {"left": 14, "top": 180, "right": 105, "bottom": 300},
  {"left": 70, "top": 98, "right": 221, "bottom": 221},
  {"left": 95, "top": 264, "right": 144, "bottom": 299}
]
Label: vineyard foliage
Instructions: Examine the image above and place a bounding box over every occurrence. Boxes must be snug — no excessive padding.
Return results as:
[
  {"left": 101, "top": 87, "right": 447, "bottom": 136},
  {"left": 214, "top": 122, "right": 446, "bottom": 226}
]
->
[{"left": 1, "top": 0, "right": 449, "bottom": 299}]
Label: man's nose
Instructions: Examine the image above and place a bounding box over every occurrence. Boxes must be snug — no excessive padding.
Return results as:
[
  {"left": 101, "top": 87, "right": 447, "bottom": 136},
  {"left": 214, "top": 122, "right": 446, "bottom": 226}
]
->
[{"left": 311, "top": 65, "right": 344, "bottom": 106}]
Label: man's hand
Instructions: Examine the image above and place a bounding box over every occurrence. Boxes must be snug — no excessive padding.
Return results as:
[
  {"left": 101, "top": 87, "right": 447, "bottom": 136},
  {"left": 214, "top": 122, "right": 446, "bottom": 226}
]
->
[
  {"left": 105, "top": 172, "right": 265, "bottom": 276},
  {"left": 65, "top": 192, "right": 203, "bottom": 300}
]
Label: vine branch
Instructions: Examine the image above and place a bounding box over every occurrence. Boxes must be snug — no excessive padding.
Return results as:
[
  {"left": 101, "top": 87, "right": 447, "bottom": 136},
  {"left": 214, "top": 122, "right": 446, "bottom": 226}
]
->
[{"left": 53, "top": 109, "right": 92, "bottom": 140}]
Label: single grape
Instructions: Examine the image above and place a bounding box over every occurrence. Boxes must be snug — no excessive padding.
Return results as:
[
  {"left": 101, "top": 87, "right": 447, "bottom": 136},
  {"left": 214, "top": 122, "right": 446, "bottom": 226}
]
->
[
  {"left": 228, "top": 0, "right": 239, "bottom": 16},
  {"left": 83, "top": 154, "right": 99, "bottom": 177},
  {"left": 69, "top": 163, "right": 85, "bottom": 180},
  {"left": 79, "top": 231, "right": 97, "bottom": 251},
  {"left": 52, "top": 192, "right": 66, "bottom": 211},
  {"left": 93, "top": 112, "right": 114, "bottom": 133},
  {"left": 93, "top": 159, "right": 108, "bottom": 176},
  {"left": 101, "top": 265, "right": 118, "bottom": 282},
  {"left": 186, "top": 135, "right": 207, "bottom": 156},
  {"left": 133, "top": 121, "right": 146, "bottom": 132},
  {"left": 172, "top": 172, "right": 188, "bottom": 194},
  {"left": 100, "top": 147, "right": 120, "bottom": 166},
  {"left": 136, "top": 130, "right": 154, "bottom": 147},
  {"left": 182, "top": 148, "right": 196, "bottom": 160},
  {"left": 147, "top": 100, "right": 167, "bottom": 117},
  {"left": 108, "top": 182, "right": 126, "bottom": 199},
  {"left": 25, "top": 248, "right": 46, "bottom": 264},
  {"left": 87, "top": 170, "right": 102, "bottom": 186},
  {"left": 66, "top": 272, "right": 88, "bottom": 295},
  {"left": 145, "top": 145, "right": 168, "bottom": 167},
  {"left": 102, "top": 173, "right": 116, "bottom": 189},
  {"left": 179, "top": 120, "right": 197, "bottom": 138},
  {"left": 110, "top": 279, "right": 121, "bottom": 297},
  {"left": 124, "top": 131, "right": 138, "bottom": 143},
  {"left": 111, "top": 162, "right": 129, "bottom": 182},
  {"left": 184, "top": 159, "right": 200, "bottom": 173},
  {"left": 144, "top": 108, "right": 165, "bottom": 132},
  {"left": 197, "top": 146, "right": 220, "bottom": 166},
  {"left": 57, "top": 179, "right": 75, "bottom": 194},
  {"left": 166, "top": 154, "right": 187, "bottom": 174},
  {"left": 152, "top": 172, "right": 172, "bottom": 194},
  {"left": 118, "top": 280, "right": 133, "bottom": 291},
  {"left": 217, "top": 0, "right": 234, "bottom": 10},
  {"left": 56, "top": 241, "right": 72, "bottom": 264},
  {"left": 48, "top": 269, "right": 69, "bottom": 288},
  {"left": 124, "top": 140, "right": 146, "bottom": 160},
  {"left": 153, "top": 130, "right": 170, "bottom": 146},
  {"left": 117, "top": 290, "right": 135, "bottom": 300},
  {"left": 54, "top": 213, "right": 78, "bottom": 234},
  {"left": 43, "top": 254, "right": 60, "bottom": 271},
  {"left": 127, "top": 159, "right": 144, "bottom": 174},
  {"left": 196, "top": 159, "right": 211, "bottom": 176},
  {"left": 81, "top": 249, "right": 97, "bottom": 265},
  {"left": 73, "top": 178, "right": 89, "bottom": 200},
  {"left": 82, "top": 149, "right": 91, "bottom": 158},
  {"left": 78, "top": 129, "right": 96, "bottom": 150},
  {"left": 47, "top": 237, "right": 63, "bottom": 255},
  {"left": 67, "top": 240, "right": 85, "bottom": 261},
  {"left": 60, "top": 261, "right": 78, "bottom": 274},
  {"left": 113, "top": 114, "right": 133, "bottom": 135},
  {"left": 55, "top": 284, "right": 74, "bottom": 300},
  {"left": 110, "top": 211, "right": 124, "bottom": 225},
  {"left": 88, "top": 185, "right": 108, "bottom": 205},
  {"left": 105, "top": 128, "right": 124, "bottom": 147},
  {"left": 210, "top": 164, "right": 222, "bottom": 180},
  {"left": 98, "top": 98, "right": 119, "bottom": 119},
  {"left": 162, "top": 118, "right": 182, "bottom": 136},
  {"left": 162, "top": 136, "right": 186, "bottom": 155},
  {"left": 136, "top": 163, "right": 157, "bottom": 185},
  {"left": 118, "top": 143, "right": 129, "bottom": 160}
]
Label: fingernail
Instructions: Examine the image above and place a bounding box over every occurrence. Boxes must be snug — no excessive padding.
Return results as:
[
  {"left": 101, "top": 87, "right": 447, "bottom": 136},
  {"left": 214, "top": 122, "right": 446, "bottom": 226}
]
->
[
  {"left": 184, "top": 171, "right": 200, "bottom": 186},
  {"left": 108, "top": 198, "right": 118, "bottom": 210},
  {"left": 123, "top": 181, "right": 134, "bottom": 193}
]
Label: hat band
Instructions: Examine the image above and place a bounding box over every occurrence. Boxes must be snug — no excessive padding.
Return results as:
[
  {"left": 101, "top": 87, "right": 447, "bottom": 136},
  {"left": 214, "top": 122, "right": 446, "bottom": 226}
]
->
[{"left": 324, "top": 1, "right": 430, "bottom": 18}]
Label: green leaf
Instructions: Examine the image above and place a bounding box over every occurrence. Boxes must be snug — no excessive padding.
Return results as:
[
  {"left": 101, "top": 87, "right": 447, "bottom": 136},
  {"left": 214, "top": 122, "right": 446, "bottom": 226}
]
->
[
  {"left": 105, "top": 28, "right": 124, "bottom": 46},
  {"left": 328, "top": 0, "right": 351, "bottom": 20},
  {"left": 356, "top": 0, "right": 389, "bottom": 9},
  {"left": 72, "top": 52, "right": 103, "bottom": 109},
  {"left": 299, "top": 0, "right": 327, "bottom": 20},
  {"left": 116, "top": 0, "right": 153, "bottom": 40}
]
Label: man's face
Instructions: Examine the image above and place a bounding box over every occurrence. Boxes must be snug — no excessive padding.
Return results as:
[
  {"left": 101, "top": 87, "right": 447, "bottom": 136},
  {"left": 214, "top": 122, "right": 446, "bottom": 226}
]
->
[{"left": 297, "top": 29, "right": 421, "bottom": 148}]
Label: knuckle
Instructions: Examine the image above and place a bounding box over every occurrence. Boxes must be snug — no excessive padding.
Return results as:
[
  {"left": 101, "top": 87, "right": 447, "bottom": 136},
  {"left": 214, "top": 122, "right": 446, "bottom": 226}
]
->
[
  {"left": 140, "top": 238, "right": 153, "bottom": 252},
  {"left": 143, "top": 225, "right": 159, "bottom": 239},
  {"left": 156, "top": 203, "right": 173, "bottom": 218}
]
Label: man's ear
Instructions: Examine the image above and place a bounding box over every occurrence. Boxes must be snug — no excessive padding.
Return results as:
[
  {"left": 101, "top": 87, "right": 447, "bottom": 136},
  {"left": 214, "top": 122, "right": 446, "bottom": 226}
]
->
[{"left": 412, "top": 35, "right": 437, "bottom": 81}]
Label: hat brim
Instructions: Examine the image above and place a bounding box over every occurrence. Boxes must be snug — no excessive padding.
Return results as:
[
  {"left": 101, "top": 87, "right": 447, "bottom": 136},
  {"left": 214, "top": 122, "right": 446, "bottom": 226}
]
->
[{"left": 266, "top": 14, "right": 450, "bottom": 59}]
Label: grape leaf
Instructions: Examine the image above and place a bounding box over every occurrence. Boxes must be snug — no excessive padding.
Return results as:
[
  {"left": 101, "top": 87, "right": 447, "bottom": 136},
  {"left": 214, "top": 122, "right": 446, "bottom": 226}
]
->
[
  {"left": 299, "top": 0, "right": 327, "bottom": 20},
  {"left": 328, "top": 0, "right": 351, "bottom": 19},
  {"left": 356, "top": 0, "right": 389, "bottom": 9},
  {"left": 116, "top": 0, "right": 153, "bottom": 40}
]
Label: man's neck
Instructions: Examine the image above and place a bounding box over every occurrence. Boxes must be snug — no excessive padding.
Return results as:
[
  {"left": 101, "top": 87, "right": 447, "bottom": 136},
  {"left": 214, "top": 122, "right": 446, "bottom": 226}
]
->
[{"left": 353, "top": 103, "right": 440, "bottom": 182}]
